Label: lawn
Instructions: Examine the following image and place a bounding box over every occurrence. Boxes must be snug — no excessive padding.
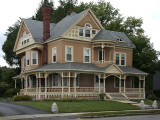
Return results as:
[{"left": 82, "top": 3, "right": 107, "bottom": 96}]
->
[
  {"left": 16, "top": 100, "right": 139, "bottom": 113},
  {"left": 131, "top": 99, "right": 152, "bottom": 105}
]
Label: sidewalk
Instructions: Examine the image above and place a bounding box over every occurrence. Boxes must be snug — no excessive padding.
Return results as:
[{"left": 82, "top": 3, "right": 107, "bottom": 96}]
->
[{"left": 1, "top": 109, "right": 160, "bottom": 120}]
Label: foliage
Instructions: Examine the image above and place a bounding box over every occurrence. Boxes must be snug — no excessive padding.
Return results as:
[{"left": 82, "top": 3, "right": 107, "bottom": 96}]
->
[
  {"left": 154, "top": 90, "right": 160, "bottom": 98},
  {"left": 16, "top": 100, "right": 138, "bottom": 112},
  {"left": 99, "top": 93, "right": 106, "bottom": 100},
  {"left": 146, "top": 91, "right": 158, "bottom": 100},
  {"left": 13, "top": 95, "right": 32, "bottom": 101},
  {"left": 5, "top": 88, "right": 19, "bottom": 97}
]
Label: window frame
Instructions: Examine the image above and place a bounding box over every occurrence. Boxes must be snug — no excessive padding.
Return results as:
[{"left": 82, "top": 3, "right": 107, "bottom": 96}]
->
[
  {"left": 31, "top": 51, "right": 38, "bottom": 65},
  {"left": 23, "top": 56, "right": 26, "bottom": 68},
  {"left": 65, "top": 46, "right": 73, "bottom": 62},
  {"left": 79, "top": 27, "right": 84, "bottom": 37},
  {"left": 115, "top": 52, "right": 126, "bottom": 66},
  {"left": 52, "top": 73, "right": 59, "bottom": 87},
  {"left": 84, "top": 48, "right": 91, "bottom": 63},
  {"left": 26, "top": 52, "right": 30, "bottom": 66},
  {"left": 52, "top": 47, "right": 57, "bottom": 63}
]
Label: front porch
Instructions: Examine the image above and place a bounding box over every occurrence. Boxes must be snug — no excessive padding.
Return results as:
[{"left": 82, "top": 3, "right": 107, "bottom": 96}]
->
[{"left": 16, "top": 71, "right": 146, "bottom": 100}]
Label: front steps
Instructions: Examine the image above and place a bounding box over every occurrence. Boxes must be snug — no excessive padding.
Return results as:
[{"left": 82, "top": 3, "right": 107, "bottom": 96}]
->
[{"left": 107, "top": 93, "right": 128, "bottom": 100}]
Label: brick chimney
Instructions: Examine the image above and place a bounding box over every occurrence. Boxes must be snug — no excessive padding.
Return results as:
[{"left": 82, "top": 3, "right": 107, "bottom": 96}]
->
[
  {"left": 42, "top": 6, "right": 52, "bottom": 40},
  {"left": 42, "top": 6, "right": 52, "bottom": 65}
]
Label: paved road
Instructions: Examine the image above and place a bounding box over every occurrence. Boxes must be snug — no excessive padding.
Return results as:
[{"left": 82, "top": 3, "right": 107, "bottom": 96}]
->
[
  {"left": 15, "top": 114, "right": 160, "bottom": 120},
  {"left": 0, "top": 102, "right": 47, "bottom": 116}
]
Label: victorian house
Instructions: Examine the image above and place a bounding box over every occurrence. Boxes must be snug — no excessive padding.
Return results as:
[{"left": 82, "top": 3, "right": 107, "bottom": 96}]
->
[{"left": 13, "top": 6, "right": 147, "bottom": 100}]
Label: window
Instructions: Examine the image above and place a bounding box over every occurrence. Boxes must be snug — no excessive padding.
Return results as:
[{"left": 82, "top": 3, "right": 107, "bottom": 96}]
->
[
  {"left": 99, "top": 50, "right": 105, "bottom": 63},
  {"left": 117, "top": 38, "right": 124, "bottom": 42},
  {"left": 84, "top": 48, "right": 90, "bottom": 63},
  {"left": 79, "top": 28, "right": 83, "bottom": 36},
  {"left": 66, "top": 46, "right": 73, "bottom": 61},
  {"left": 32, "top": 76, "right": 36, "bottom": 88},
  {"left": 52, "top": 47, "right": 56, "bottom": 63},
  {"left": 76, "top": 75, "right": 80, "bottom": 86},
  {"left": 85, "top": 29, "right": 90, "bottom": 37},
  {"left": 32, "top": 52, "right": 38, "bottom": 65},
  {"left": 85, "top": 23, "right": 91, "bottom": 28},
  {"left": 115, "top": 53, "right": 126, "bottom": 66},
  {"left": 121, "top": 54, "right": 125, "bottom": 65},
  {"left": 62, "top": 78, "right": 68, "bottom": 87},
  {"left": 114, "top": 77, "right": 124, "bottom": 88},
  {"left": 95, "top": 75, "right": 103, "bottom": 83},
  {"left": 115, "top": 53, "right": 120, "bottom": 65},
  {"left": 26, "top": 52, "right": 30, "bottom": 66},
  {"left": 27, "top": 77, "right": 30, "bottom": 88},
  {"left": 92, "top": 30, "right": 96, "bottom": 34},
  {"left": 53, "top": 73, "right": 59, "bottom": 87},
  {"left": 23, "top": 56, "right": 26, "bottom": 68}
]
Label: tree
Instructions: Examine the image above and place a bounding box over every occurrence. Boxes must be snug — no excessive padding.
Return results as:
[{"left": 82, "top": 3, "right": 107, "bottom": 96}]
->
[{"left": 2, "top": 21, "right": 21, "bottom": 67}]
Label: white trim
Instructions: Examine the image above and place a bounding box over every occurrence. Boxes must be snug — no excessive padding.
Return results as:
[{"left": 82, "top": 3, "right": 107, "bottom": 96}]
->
[
  {"left": 31, "top": 51, "right": 38, "bottom": 65},
  {"left": 52, "top": 47, "right": 57, "bottom": 63},
  {"left": 26, "top": 52, "right": 30, "bottom": 66},
  {"left": 115, "top": 52, "right": 126, "bottom": 66},
  {"left": 65, "top": 46, "right": 73, "bottom": 62},
  {"left": 83, "top": 48, "right": 91, "bottom": 63}
]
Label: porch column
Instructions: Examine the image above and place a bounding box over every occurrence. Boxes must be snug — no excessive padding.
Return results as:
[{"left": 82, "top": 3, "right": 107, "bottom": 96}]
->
[
  {"left": 25, "top": 75, "right": 28, "bottom": 95},
  {"left": 45, "top": 73, "right": 47, "bottom": 98},
  {"left": 74, "top": 73, "right": 77, "bottom": 97},
  {"left": 68, "top": 72, "right": 70, "bottom": 96},
  {"left": 15, "top": 79, "right": 17, "bottom": 88},
  {"left": 139, "top": 79, "right": 141, "bottom": 93},
  {"left": 36, "top": 77, "right": 39, "bottom": 99},
  {"left": 101, "top": 43, "right": 104, "bottom": 63},
  {"left": 103, "top": 76, "right": 105, "bottom": 93},
  {"left": 119, "top": 78, "right": 121, "bottom": 93},
  {"left": 21, "top": 78, "right": 23, "bottom": 89},
  {"left": 99, "top": 74, "right": 100, "bottom": 93},
  {"left": 143, "top": 79, "right": 145, "bottom": 98},
  {"left": 62, "top": 72, "right": 64, "bottom": 98},
  {"left": 124, "top": 77, "right": 126, "bottom": 93},
  {"left": 39, "top": 78, "right": 41, "bottom": 99}
]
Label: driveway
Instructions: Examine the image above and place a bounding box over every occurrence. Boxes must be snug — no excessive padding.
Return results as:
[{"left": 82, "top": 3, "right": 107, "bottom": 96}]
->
[{"left": 0, "top": 102, "right": 47, "bottom": 116}]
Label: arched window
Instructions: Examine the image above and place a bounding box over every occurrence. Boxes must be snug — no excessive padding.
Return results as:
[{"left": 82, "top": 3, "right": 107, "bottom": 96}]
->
[{"left": 85, "top": 23, "right": 92, "bottom": 37}]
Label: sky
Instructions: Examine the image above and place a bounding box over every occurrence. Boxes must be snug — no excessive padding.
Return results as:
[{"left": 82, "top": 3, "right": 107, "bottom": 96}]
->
[{"left": 0, "top": 0, "right": 160, "bottom": 67}]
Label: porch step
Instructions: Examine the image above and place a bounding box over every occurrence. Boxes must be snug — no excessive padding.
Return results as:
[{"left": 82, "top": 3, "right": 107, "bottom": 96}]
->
[{"left": 108, "top": 93, "right": 128, "bottom": 100}]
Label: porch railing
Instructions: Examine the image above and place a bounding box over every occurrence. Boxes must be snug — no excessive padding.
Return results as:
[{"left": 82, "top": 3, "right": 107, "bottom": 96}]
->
[{"left": 121, "top": 88, "right": 145, "bottom": 93}]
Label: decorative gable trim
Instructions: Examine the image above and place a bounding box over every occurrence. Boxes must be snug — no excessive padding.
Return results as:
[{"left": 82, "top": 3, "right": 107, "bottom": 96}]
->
[
  {"left": 13, "top": 20, "right": 35, "bottom": 52},
  {"left": 105, "top": 64, "right": 123, "bottom": 74}
]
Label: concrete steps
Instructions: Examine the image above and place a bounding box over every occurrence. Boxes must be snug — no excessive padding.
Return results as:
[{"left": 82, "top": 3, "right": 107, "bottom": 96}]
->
[{"left": 108, "top": 93, "right": 128, "bottom": 100}]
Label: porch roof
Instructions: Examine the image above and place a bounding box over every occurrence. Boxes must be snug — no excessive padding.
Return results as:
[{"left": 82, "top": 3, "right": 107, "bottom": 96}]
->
[
  {"left": 12, "top": 75, "right": 21, "bottom": 79},
  {"left": 23, "top": 62, "right": 147, "bottom": 75}
]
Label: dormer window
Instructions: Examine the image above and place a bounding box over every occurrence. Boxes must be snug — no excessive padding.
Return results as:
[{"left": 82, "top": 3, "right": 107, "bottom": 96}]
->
[
  {"left": 85, "top": 29, "right": 90, "bottom": 37},
  {"left": 21, "top": 31, "right": 29, "bottom": 45},
  {"left": 117, "top": 38, "right": 124, "bottom": 42},
  {"left": 85, "top": 23, "right": 91, "bottom": 28},
  {"left": 92, "top": 30, "right": 96, "bottom": 34},
  {"left": 85, "top": 23, "right": 91, "bottom": 38}
]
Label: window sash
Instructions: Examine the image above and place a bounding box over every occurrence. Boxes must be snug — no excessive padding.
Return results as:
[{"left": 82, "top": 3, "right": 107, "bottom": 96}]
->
[
  {"left": 52, "top": 48, "right": 56, "bottom": 62},
  {"left": 84, "top": 49, "right": 90, "bottom": 63},
  {"left": 66, "top": 47, "right": 72, "bottom": 61},
  {"left": 32, "top": 52, "right": 37, "bottom": 65},
  {"left": 121, "top": 54, "right": 125, "bottom": 65},
  {"left": 85, "top": 29, "right": 90, "bottom": 37},
  {"left": 26, "top": 53, "right": 30, "bottom": 65},
  {"left": 79, "top": 28, "right": 83, "bottom": 36},
  {"left": 115, "top": 53, "right": 120, "bottom": 65}
]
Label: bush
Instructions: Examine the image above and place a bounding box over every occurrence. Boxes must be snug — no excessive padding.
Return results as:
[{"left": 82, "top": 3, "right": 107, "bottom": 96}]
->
[
  {"left": 5, "top": 88, "right": 19, "bottom": 97},
  {"left": 146, "top": 91, "right": 158, "bottom": 100},
  {"left": 154, "top": 90, "right": 160, "bottom": 98},
  {"left": 13, "top": 95, "right": 32, "bottom": 101},
  {"left": 99, "top": 93, "right": 106, "bottom": 101}
]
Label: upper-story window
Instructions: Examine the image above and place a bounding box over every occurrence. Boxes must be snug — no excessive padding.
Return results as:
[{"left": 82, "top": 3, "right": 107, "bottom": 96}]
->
[
  {"left": 78, "top": 23, "right": 96, "bottom": 38},
  {"left": 66, "top": 46, "right": 73, "bottom": 62},
  {"left": 79, "top": 28, "right": 83, "bottom": 36},
  {"left": 26, "top": 52, "right": 30, "bottom": 66},
  {"left": 84, "top": 48, "right": 90, "bottom": 63},
  {"left": 52, "top": 47, "right": 56, "bottom": 63},
  {"left": 115, "top": 53, "right": 126, "bottom": 66},
  {"left": 99, "top": 50, "right": 105, "bottom": 63},
  {"left": 31, "top": 51, "right": 38, "bottom": 65}
]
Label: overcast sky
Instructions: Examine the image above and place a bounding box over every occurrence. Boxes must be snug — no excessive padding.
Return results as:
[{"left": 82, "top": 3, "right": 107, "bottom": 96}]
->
[{"left": 0, "top": 0, "right": 160, "bottom": 67}]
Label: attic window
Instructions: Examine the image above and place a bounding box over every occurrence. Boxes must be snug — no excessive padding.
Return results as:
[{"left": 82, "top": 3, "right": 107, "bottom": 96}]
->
[
  {"left": 117, "top": 38, "right": 124, "bottom": 42},
  {"left": 85, "top": 23, "right": 91, "bottom": 28}
]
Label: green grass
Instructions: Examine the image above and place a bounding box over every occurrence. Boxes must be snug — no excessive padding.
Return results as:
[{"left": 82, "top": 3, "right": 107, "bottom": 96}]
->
[
  {"left": 0, "top": 97, "right": 12, "bottom": 102},
  {"left": 80, "top": 110, "right": 160, "bottom": 117},
  {"left": 16, "top": 100, "right": 139, "bottom": 113}
]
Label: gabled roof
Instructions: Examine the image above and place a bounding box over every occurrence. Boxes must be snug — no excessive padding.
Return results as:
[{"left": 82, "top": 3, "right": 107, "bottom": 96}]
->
[
  {"left": 21, "top": 8, "right": 135, "bottom": 48},
  {"left": 23, "top": 62, "right": 147, "bottom": 75},
  {"left": 92, "top": 29, "right": 135, "bottom": 48}
]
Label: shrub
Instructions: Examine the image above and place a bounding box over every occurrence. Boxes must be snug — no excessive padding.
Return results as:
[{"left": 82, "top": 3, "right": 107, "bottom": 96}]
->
[
  {"left": 146, "top": 91, "right": 158, "bottom": 100},
  {"left": 99, "top": 93, "right": 106, "bottom": 101},
  {"left": 13, "top": 95, "right": 32, "bottom": 101},
  {"left": 5, "top": 88, "right": 19, "bottom": 97},
  {"left": 154, "top": 90, "right": 160, "bottom": 98}
]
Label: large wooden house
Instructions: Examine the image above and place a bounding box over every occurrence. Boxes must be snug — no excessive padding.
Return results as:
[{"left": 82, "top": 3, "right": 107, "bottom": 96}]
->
[{"left": 13, "top": 6, "right": 147, "bottom": 100}]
